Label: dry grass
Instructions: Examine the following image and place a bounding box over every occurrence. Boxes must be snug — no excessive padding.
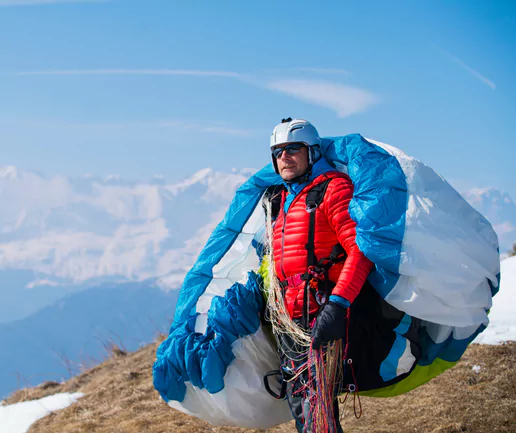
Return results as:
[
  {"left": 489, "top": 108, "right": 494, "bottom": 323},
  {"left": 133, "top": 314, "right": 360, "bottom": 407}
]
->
[{"left": 6, "top": 341, "right": 515, "bottom": 433}]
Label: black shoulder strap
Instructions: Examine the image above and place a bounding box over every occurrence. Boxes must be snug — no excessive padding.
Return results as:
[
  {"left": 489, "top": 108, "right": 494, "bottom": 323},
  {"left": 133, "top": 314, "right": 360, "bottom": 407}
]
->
[
  {"left": 301, "top": 177, "right": 333, "bottom": 328},
  {"left": 305, "top": 178, "right": 333, "bottom": 267},
  {"left": 262, "top": 184, "right": 285, "bottom": 220}
]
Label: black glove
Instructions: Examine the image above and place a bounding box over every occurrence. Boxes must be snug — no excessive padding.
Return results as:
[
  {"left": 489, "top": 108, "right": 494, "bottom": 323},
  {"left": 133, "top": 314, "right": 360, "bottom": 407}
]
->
[{"left": 311, "top": 301, "right": 348, "bottom": 350}]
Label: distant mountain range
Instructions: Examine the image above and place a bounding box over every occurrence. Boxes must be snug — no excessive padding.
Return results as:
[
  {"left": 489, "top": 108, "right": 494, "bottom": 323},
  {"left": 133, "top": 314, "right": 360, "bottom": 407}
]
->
[
  {"left": 0, "top": 280, "right": 178, "bottom": 399},
  {"left": 0, "top": 166, "right": 249, "bottom": 323}
]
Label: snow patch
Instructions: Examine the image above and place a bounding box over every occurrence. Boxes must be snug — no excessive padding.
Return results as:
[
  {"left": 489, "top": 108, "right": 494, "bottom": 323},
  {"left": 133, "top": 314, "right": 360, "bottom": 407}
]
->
[
  {"left": 0, "top": 392, "right": 83, "bottom": 433},
  {"left": 157, "top": 272, "right": 186, "bottom": 291},
  {"left": 0, "top": 166, "right": 19, "bottom": 179},
  {"left": 26, "top": 279, "right": 62, "bottom": 289},
  {"left": 474, "top": 256, "right": 516, "bottom": 344}
]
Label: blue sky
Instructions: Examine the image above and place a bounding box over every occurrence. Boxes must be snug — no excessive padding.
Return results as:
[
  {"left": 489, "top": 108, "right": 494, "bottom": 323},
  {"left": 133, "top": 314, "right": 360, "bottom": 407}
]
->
[{"left": 0, "top": 0, "right": 514, "bottom": 198}]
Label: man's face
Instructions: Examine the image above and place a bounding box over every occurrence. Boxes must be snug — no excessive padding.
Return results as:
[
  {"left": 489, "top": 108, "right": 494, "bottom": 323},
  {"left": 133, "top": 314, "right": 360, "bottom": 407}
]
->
[{"left": 273, "top": 143, "right": 309, "bottom": 181}]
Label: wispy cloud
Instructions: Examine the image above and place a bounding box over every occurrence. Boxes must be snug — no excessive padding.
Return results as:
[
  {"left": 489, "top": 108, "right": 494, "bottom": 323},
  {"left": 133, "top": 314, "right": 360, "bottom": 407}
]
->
[
  {"left": 19, "top": 68, "right": 378, "bottom": 120},
  {"left": 198, "top": 126, "right": 253, "bottom": 136},
  {"left": 159, "top": 120, "right": 254, "bottom": 137},
  {"left": 19, "top": 69, "right": 246, "bottom": 79},
  {"left": 298, "top": 68, "right": 351, "bottom": 75},
  {"left": 0, "top": 0, "right": 107, "bottom": 5},
  {"left": 163, "top": 121, "right": 256, "bottom": 137},
  {"left": 436, "top": 46, "right": 496, "bottom": 90},
  {"left": 267, "top": 79, "right": 380, "bottom": 118}
]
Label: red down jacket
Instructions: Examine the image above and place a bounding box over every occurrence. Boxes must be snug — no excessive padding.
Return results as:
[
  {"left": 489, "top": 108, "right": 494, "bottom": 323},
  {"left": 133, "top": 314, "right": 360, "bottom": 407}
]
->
[{"left": 272, "top": 171, "right": 373, "bottom": 318}]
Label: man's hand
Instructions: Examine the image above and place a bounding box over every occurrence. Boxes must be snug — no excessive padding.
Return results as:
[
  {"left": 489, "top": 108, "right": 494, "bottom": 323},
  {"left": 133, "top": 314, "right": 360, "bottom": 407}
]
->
[{"left": 311, "top": 301, "right": 348, "bottom": 350}]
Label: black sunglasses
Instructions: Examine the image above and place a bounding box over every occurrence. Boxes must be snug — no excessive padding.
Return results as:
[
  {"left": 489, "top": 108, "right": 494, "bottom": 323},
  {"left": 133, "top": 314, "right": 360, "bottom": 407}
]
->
[{"left": 272, "top": 143, "right": 306, "bottom": 159}]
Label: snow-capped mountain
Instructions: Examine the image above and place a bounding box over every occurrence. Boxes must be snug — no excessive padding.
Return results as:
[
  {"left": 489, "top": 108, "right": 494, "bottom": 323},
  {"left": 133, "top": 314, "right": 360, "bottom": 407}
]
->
[
  {"left": 0, "top": 166, "right": 250, "bottom": 322},
  {"left": 0, "top": 166, "right": 248, "bottom": 280},
  {"left": 463, "top": 188, "right": 516, "bottom": 255}
]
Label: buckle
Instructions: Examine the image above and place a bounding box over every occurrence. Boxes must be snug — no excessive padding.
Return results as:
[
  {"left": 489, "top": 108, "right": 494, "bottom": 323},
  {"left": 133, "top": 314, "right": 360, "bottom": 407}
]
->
[
  {"left": 315, "top": 290, "right": 327, "bottom": 305},
  {"left": 307, "top": 266, "right": 325, "bottom": 280}
]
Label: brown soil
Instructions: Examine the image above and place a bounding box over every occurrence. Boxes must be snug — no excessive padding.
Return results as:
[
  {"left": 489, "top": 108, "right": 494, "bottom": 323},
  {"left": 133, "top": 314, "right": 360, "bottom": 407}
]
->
[{"left": 6, "top": 341, "right": 515, "bottom": 433}]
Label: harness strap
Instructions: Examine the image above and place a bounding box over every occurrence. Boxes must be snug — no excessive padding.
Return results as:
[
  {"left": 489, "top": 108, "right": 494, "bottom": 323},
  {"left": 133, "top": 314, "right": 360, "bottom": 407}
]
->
[
  {"left": 302, "top": 178, "right": 333, "bottom": 328},
  {"left": 279, "top": 273, "right": 311, "bottom": 289},
  {"left": 263, "top": 370, "right": 287, "bottom": 400},
  {"left": 305, "top": 178, "right": 333, "bottom": 267}
]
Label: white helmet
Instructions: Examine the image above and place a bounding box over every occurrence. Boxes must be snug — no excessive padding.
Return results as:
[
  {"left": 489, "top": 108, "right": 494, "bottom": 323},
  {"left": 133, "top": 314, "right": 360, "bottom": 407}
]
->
[
  {"left": 270, "top": 118, "right": 321, "bottom": 149},
  {"left": 270, "top": 118, "right": 322, "bottom": 175}
]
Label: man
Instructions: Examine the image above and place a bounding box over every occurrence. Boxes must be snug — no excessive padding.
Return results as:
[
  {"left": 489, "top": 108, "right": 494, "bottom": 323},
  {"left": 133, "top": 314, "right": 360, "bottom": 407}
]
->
[{"left": 266, "top": 118, "right": 373, "bottom": 433}]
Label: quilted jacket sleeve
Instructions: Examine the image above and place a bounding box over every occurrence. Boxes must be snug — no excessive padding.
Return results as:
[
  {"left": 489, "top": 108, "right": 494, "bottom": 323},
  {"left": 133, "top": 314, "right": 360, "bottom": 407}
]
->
[{"left": 322, "top": 175, "right": 373, "bottom": 304}]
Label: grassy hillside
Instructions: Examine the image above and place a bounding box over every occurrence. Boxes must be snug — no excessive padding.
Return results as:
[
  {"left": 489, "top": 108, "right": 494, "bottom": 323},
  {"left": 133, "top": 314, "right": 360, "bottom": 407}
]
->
[{"left": 6, "top": 340, "right": 515, "bottom": 433}]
